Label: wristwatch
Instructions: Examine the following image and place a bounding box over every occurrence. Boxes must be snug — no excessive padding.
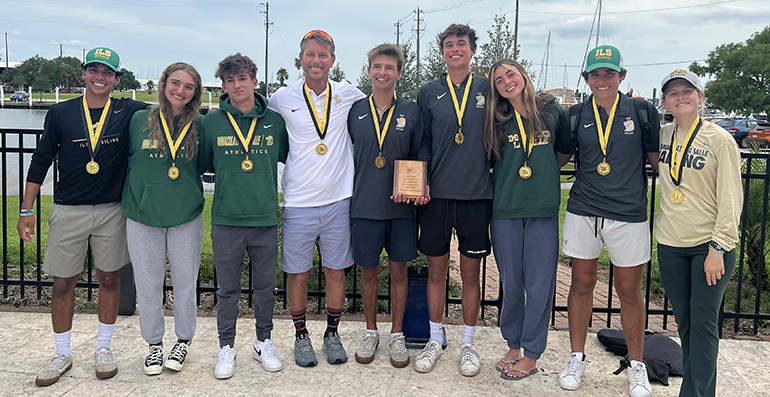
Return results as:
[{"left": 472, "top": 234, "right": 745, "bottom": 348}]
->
[{"left": 709, "top": 240, "right": 727, "bottom": 254}]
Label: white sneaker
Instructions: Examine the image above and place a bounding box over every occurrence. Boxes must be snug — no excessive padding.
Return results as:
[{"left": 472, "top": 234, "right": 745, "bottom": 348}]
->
[
  {"left": 558, "top": 352, "right": 586, "bottom": 391},
  {"left": 414, "top": 340, "right": 442, "bottom": 373},
  {"left": 253, "top": 339, "right": 283, "bottom": 372},
  {"left": 214, "top": 345, "right": 237, "bottom": 379},
  {"left": 459, "top": 343, "right": 481, "bottom": 377},
  {"left": 627, "top": 360, "right": 652, "bottom": 397},
  {"left": 355, "top": 332, "right": 380, "bottom": 364}
]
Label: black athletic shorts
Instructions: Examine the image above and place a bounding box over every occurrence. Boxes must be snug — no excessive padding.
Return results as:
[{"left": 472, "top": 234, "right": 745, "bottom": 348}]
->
[{"left": 417, "top": 198, "right": 491, "bottom": 258}]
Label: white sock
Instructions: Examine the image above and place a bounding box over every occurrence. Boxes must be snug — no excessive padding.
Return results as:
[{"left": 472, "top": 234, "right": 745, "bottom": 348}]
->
[
  {"left": 96, "top": 321, "right": 115, "bottom": 351},
  {"left": 54, "top": 330, "right": 72, "bottom": 357},
  {"left": 461, "top": 324, "right": 476, "bottom": 345},
  {"left": 366, "top": 329, "right": 379, "bottom": 337},
  {"left": 390, "top": 332, "right": 403, "bottom": 340},
  {"left": 429, "top": 321, "right": 443, "bottom": 343}
]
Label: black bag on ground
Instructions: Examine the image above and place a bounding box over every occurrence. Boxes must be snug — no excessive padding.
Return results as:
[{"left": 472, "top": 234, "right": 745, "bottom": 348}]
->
[{"left": 597, "top": 329, "right": 683, "bottom": 386}]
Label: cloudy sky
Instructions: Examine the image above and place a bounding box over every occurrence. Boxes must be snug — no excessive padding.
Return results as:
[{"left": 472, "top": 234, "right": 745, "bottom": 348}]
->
[{"left": 2, "top": 0, "right": 769, "bottom": 98}]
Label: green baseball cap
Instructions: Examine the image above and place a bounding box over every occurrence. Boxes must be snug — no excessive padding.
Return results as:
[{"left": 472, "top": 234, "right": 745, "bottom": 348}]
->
[
  {"left": 85, "top": 47, "right": 121, "bottom": 72},
  {"left": 584, "top": 45, "right": 623, "bottom": 73}
]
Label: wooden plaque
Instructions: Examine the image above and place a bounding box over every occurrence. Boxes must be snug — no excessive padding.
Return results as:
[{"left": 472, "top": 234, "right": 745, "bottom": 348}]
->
[{"left": 393, "top": 160, "right": 427, "bottom": 199}]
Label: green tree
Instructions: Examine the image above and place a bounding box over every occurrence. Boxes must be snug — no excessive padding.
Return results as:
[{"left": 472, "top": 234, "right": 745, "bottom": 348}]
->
[
  {"left": 294, "top": 57, "right": 301, "bottom": 70},
  {"left": 115, "top": 68, "right": 140, "bottom": 91},
  {"left": 690, "top": 26, "right": 770, "bottom": 116},
  {"left": 7, "top": 55, "right": 53, "bottom": 91},
  {"left": 396, "top": 41, "right": 420, "bottom": 100},
  {"left": 276, "top": 67, "right": 289, "bottom": 86},
  {"left": 355, "top": 65, "right": 372, "bottom": 96},
  {"left": 146, "top": 79, "right": 155, "bottom": 94},
  {"left": 421, "top": 35, "right": 447, "bottom": 85},
  {"left": 329, "top": 64, "right": 346, "bottom": 82}
]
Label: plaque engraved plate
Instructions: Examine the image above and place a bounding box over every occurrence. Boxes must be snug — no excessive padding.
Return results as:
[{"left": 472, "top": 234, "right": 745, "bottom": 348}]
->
[{"left": 393, "top": 160, "right": 427, "bottom": 199}]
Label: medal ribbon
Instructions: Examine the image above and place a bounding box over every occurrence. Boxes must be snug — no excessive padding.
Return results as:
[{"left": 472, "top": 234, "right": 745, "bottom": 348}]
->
[
  {"left": 303, "top": 83, "right": 332, "bottom": 141},
  {"left": 514, "top": 109, "right": 533, "bottom": 165},
  {"left": 446, "top": 73, "right": 473, "bottom": 132},
  {"left": 158, "top": 110, "right": 192, "bottom": 163},
  {"left": 368, "top": 94, "right": 397, "bottom": 152},
  {"left": 225, "top": 112, "right": 257, "bottom": 155},
  {"left": 82, "top": 96, "right": 112, "bottom": 158},
  {"left": 669, "top": 116, "right": 702, "bottom": 187},
  {"left": 591, "top": 93, "right": 619, "bottom": 159}
]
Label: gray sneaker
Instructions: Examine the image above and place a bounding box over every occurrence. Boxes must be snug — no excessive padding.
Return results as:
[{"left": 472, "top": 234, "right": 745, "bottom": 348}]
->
[
  {"left": 294, "top": 334, "right": 318, "bottom": 367},
  {"left": 323, "top": 333, "right": 348, "bottom": 365},
  {"left": 94, "top": 347, "right": 118, "bottom": 379},
  {"left": 36, "top": 354, "right": 73, "bottom": 386},
  {"left": 354, "top": 332, "right": 379, "bottom": 364},
  {"left": 414, "top": 340, "right": 443, "bottom": 373},
  {"left": 389, "top": 334, "right": 410, "bottom": 368}
]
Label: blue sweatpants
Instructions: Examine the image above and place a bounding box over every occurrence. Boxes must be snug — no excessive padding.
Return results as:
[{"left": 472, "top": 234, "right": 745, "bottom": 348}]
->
[{"left": 490, "top": 217, "right": 559, "bottom": 360}]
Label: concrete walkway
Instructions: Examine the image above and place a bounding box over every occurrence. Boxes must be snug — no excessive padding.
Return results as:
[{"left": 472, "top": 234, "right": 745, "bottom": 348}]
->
[{"left": 1, "top": 311, "right": 768, "bottom": 396}]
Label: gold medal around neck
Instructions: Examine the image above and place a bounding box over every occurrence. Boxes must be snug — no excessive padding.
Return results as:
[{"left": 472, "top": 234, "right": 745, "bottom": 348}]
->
[
  {"left": 168, "top": 165, "right": 180, "bottom": 180},
  {"left": 86, "top": 159, "right": 100, "bottom": 175},
  {"left": 455, "top": 131, "right": 465, "bottom": 145},
  {"left": 519, "top": 165, "right": 532, "bottom": 179},
  {"left": 316, "top": 143, "right": 328, "bottom": 155},
  {"left": 375, "top": 155, "right": 386, "bottom": 169},
  {"left": 241, "top": 158, "right": 254, "bottom": 172},
  {"left": 597, "top": 160, "right": 611, "bottom": 176},
  {"left": 670, "top": 189, "right": 684, "bottom": 204}
]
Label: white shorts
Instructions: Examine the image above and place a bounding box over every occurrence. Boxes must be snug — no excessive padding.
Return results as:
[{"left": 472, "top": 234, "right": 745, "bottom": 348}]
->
[{"left": 562, "top": 212, "right": 651, "bottom": 267}]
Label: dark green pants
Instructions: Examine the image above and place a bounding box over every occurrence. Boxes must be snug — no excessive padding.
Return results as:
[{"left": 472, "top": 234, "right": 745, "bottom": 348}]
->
[{"left": 658, "top": 243, "right": 735, "bottom": 397}]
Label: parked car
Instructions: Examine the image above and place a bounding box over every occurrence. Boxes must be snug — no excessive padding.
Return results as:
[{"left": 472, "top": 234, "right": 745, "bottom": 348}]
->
[
  {"left": 746, "top": 129, "right": 770, "bottom": 148},
  {"left": 715, "top": 118, "right": 761, "bottom": 148},
  {"left": 10, "top": 91, "right": 29, "bottom": 101}
]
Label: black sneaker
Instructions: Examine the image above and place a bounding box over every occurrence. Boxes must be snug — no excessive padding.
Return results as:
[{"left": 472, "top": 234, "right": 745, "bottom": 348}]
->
[
  {"left": 144, "top": 344, "right": 163, "bottom": 375},
  {"left": 165, "top": 341, "right": 190, "bottom": 372}
]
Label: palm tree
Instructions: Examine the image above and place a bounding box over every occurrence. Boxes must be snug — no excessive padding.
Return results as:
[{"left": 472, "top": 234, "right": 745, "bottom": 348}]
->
[
  {"left": 146, "top": 80, "right": 155, "bottom": 95},
  {"left": 276, "top": 68, "right": 289, "bottom": 86}
]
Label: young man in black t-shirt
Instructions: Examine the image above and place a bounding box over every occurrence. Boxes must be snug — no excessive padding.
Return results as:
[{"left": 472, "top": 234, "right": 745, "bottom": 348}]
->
[
  {"left": 18, "top": 47, "right": 146, "bottom": 386},
  {"left": 348, "top": 44, "right": 427, "bottom": 368}
]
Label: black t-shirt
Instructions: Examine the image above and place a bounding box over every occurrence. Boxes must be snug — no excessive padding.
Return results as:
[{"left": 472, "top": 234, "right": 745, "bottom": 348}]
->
[
  {"left": 27, "top": 96, "right": 148, "bottom": 205},
  {"left": 556, "top": 94, "right": 660, "bottom": 222},
  {"left": 348, "top": 96, "right": 423, "bottom": 220},
  {"left": 417, "top": 73, "right": 492, "bottom": 200}
]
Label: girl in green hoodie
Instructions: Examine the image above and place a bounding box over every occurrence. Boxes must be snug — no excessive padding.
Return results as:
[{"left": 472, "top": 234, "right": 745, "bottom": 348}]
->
[{"left": 122, "top": 62, "right": 204, "bottom": 376}]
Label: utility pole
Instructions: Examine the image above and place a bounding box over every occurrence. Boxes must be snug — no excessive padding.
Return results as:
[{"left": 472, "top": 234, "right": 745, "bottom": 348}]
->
[
  {"left": 59, "top": 43, "right": 63, "bottom": 57},
  {"left": 394, "top": 21, "right": 401, "bottom": 46},
  {"left": 5, "top": 32, "right": 9, "bottom": 69},
  {"left": 513, "top": 0, "right": 519, "bottom": 60},
  {"left": 82, "top": 48, "right": 85, "bottom": 63},
  {"left": 414, "top": 7, "right": 423, "bottom": 86},
  {"left": 260, "top": 2, "right": 272, "bottom": 97}
]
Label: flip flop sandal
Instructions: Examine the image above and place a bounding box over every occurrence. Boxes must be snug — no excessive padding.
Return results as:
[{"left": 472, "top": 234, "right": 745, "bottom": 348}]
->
[
  {"left": 500, "top": 367, "right": 539, "bottom": 381},
  {"left": 495, "top": 358, "right": 520, "bottom": 373}
]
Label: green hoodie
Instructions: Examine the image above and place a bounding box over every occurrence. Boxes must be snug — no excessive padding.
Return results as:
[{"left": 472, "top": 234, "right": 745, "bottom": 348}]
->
[
  {"left": 122, "top": 109, "right": 205, "bottom": 228},
  {"left": 491, "top": 97, "right": 565, "bottom": 220},
  {"left": 199, "top": 93, "right": 288, "bottom": 227}
]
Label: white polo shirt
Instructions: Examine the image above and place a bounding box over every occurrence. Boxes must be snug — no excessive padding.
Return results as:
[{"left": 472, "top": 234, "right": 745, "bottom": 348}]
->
[{"left": 268, "top": 78, "right": 365, "bottom": 207}]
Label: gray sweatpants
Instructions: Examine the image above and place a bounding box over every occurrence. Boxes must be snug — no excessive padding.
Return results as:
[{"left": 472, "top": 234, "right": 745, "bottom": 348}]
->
[
  {"left": 127, "top": 214, "right": 204, "bottom": 345},
  {"left": 490, "top": 217, "right": 558, "bottom": 360},
  {"left": 212, "top": 225, "right": 278, "bottom": 347}
]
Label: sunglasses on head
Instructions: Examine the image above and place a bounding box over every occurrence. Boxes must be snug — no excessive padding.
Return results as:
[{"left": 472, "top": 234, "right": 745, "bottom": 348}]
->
[{"left": 302, "top": 30, "right": 333, "bottom": 44}]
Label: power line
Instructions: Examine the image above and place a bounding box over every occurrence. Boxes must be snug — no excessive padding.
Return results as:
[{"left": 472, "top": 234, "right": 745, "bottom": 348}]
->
[{"left": 424, "top": 0, "right": 483, "bottom": 14}]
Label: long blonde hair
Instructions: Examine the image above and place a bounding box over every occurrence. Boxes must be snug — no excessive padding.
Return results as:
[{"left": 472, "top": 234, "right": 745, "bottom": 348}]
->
[
  {"left": 484, "top": 59, "right": 545, "bottom": 162},
  {"left": 146, "top": 62, "right": 202, "bottom": 161}
]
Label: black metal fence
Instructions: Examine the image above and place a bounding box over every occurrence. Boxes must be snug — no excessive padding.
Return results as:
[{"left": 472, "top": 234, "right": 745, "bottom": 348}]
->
[{"left": 2, "top": 127, "right": 769, "bottom": 335}]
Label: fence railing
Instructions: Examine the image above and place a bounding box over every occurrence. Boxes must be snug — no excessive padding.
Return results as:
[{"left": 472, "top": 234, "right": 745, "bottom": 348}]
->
[{"left": 2, "top": 127, "right": 769, "bottom": 335}]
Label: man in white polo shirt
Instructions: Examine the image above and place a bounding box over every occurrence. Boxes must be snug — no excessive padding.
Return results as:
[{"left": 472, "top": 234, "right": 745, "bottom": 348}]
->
[{"left": 268, "top": 30, "right": 365, "bottom": 367}]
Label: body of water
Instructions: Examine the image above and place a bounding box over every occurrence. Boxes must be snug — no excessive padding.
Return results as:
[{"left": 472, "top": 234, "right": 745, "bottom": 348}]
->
[{"left": 0, "top": 108, "right": 47, "bottom": 176}]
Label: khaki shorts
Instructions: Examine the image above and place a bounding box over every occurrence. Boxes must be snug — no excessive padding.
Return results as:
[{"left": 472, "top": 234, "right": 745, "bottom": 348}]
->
[
  {"left": 562, "top": 212, "right": 651, "bottom": 267},
  {"left": 43, "top": 203, "right": 130, "bottom": 278}
]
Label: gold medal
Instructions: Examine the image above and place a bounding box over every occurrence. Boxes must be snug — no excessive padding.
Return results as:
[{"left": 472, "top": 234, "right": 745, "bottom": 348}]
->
[
  {"left": 670, "top": 189, "right": 684, "bottom": 204},
  {"left": 241, "top": 158, "right": 254, "bottom": 172},
  {"left": 519, "top": 165, "right": 532, "bottom": 179},
  {"left": 316, "top": 143, "right": 328, "bottom": 155},
  {"left": 168, "top": 165, "right": 180, "bottom": 180},
  {"left": 455, "top": 131, "right": 464, "bottom": 145},
  {"left": 375, "top": 154, "right": 386, "bottom": 169},
  {"left": 86, "top": 159, "right": 99, "bottom": 175},
  {"left": 597, "top": 160, "right": 611, "bottom": 176}
]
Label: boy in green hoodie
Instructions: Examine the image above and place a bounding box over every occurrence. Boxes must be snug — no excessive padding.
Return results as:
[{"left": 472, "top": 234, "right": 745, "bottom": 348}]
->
[{"left": 198, "top": 53, "right": 289, "bottom": 380}]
